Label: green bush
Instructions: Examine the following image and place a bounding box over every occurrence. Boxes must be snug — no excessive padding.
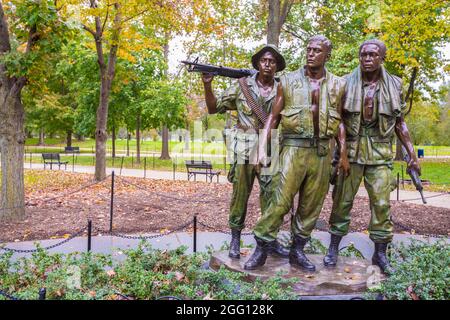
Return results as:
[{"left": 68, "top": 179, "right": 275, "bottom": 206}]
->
[
  {"left": 369, "top": 239, "right": 449, "bottom": 300},
  {"left": 0, "top": 241, "right": 298, "bottom": 300}
]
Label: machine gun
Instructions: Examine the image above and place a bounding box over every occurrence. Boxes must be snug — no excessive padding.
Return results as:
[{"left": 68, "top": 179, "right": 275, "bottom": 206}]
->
[
  {"left": 181, "top": 58, "right": 256, "bottom": 79},
  {"left": 401, "top": 145, "right": 427, "bottom": 204},
  {"left": 330, "top": 147, "right": 340, "bottom": 185}
]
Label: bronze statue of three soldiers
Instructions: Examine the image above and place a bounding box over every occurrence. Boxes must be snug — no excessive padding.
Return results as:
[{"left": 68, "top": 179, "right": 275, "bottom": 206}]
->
[{"left": 201, "top": 36, "right": 420, "bottom": 275}]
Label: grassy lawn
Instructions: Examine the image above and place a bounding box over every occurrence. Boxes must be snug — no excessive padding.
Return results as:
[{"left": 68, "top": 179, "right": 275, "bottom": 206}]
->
[
  {"left": 24, "top": 153, "right": 229, "bottom": 172},
  {"left": 392, "top": 159, "right": 450, "bottom": 191},
  {"left": 20, "top": 154, "right": 450, "bottom": 190},
  {"left": 25, "top": 138, "right": 227, "bottom": 155},
  {"left": 26, "top": 138, "right": 450, "bottom": 157}
]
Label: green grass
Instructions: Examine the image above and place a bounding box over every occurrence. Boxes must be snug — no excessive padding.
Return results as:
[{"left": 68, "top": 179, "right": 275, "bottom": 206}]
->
[
  {"left": 24, "top": 153, "right": 229, "bottom": 172},
  {"left": 392, "top": 159, "right": 450, "bottom": 191},
  {"left": 25, "top": 138, "right": 227, "bottom": 155}
]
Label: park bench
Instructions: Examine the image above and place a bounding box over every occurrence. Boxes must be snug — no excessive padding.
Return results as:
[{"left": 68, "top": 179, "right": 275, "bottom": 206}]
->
[
  {"left": 64, "top": 146, "right": 80, "bottom": 153},
  {"left": 185, "top": 160, "right": 221, "bottom": 183},
  {"left": 42, "top": 153, "right": 69, "bottom": 170}
]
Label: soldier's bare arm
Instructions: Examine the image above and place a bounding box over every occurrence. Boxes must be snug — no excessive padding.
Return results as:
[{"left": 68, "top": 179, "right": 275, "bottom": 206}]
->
[
  {"left": 395, "top": 116, "right": 421, "bottom": 175},
  {"left": 202, "top": 73, "right": 218, "bottom": 114}
]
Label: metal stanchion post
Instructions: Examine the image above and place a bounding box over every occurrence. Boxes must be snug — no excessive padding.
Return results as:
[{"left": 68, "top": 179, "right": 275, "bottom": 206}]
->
[
  {"left": 397, "top": 173, "right": 400, "bottom": 201},
  {"left": 401, "top": 164, "right": 405, "bottom": 189},
  {"left": 193, "top": 215, "right": 197, "bottom": 253},
  {"left": 110, "top": 171, "right": 115, "bottom": 232},
  {"left": 39, "top": 288, "right": 46, "bottom": 300},
  {"left": 72, "top": 153, "right": 75, "bottom": 172},
  {"left": 87, "top": 220, "right": 92, "bottom": 252},
  {"left": 120, "top": 157, "right": 124, "bottom": 176},
  {"left": 144, "top": 157, "right": 147, "bottom": 178}
]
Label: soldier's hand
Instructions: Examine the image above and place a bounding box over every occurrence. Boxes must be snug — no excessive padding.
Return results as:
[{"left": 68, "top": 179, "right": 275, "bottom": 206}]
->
[
  {"left": 338, "top": 156, "right": 350, "bottom": 177},
  {"left": 408, "top": 158, "right": 421, "bottom": 176},
  {"left": 201, "top": 72, "right": 214, "bottom": 83}
]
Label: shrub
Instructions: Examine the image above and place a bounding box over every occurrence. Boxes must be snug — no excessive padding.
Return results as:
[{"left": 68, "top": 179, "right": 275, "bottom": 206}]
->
[{"left": 369, "top": 239, "right": 449, "bottom": 300}]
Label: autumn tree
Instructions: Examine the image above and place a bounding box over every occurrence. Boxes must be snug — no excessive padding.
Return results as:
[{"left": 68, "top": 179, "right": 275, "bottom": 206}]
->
[{"left": 0, "top": 0, "right": 70, "bottom": 220}]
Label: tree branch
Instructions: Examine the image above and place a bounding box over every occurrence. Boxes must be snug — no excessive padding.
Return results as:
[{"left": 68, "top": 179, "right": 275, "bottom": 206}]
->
[
  {"left": 25, "top": 25, "right": 39, "bottom": 54},
  {"left": 280, "top": 0, "right": 294, "bottom": 27},
  {"left": 282, "top": 24, "right": 308, "bottom": 41},
  {"left": 101, "top": 0, "right": 110, "bottom": 34},
  {"left": 122, "top": 9, "right": 149, "bottom": 24},
  {"left": 0, "top": 2, "right": 11, "bottom": 54},
  {"left": 82, "top": 24, "right": 96, "bottom": 37}
]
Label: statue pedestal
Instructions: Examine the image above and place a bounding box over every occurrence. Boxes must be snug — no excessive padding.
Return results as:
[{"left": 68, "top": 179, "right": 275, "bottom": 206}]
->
[{"left": 209, "top": 250, "right": 385, "bottom": 296}]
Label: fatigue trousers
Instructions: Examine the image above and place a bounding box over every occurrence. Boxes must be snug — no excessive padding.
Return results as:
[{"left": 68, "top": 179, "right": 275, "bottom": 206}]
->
[
  {"left": 329, "top": 163, "right": 395, "bottom": 243},
  {"left": 228, "top": 163, "right": 274, "bottom": 231},
  {"left": 254, "top": 145, "right": 331, "bottom": 242}
]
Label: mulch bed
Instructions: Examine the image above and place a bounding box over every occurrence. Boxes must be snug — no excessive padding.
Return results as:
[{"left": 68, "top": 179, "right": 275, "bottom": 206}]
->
[{"left": 0, "top": 171, "right": 448, "bottom": 243}]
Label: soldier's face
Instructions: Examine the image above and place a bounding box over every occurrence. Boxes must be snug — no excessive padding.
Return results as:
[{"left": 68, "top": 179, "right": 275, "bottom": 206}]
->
[
  {"left": 306, "top": 41, "right": 329, "bottom": 68},
  {"left": 360, "top": 44, "right": 383, "bottom": 72},
  {"left": 258, "top": 51, "right": 277, "bottom": 78}
]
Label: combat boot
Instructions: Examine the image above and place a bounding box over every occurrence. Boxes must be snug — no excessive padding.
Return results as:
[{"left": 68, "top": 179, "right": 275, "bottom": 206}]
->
[
  {"left": 228, "top": 229, "right": 241, "bottom": 259},
  {"left": 244, "top": 237, "right": 272, "bottom": 270},
  {"left": 323, "top": 234, "right": 342, "bottom": 267},
  {"left": 289, "top": 235, "right": 316, "bottom": 272},
  {"left": 372, "top": 242, "right": 395, "bottom": 275},
  {"left": 267, "top": 240, "right": 290, "bottom": 258}
]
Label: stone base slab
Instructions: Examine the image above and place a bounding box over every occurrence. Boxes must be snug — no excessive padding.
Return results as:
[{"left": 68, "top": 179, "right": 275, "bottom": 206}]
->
[{"left": 209, "top": 250, "right": 386, "bottom": 296}]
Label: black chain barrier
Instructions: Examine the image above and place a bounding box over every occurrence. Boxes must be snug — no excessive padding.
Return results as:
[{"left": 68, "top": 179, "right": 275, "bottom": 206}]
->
[
  {"left": 117, "top": 176, "right": 219, "bottom": 204},
  {"left": 0, "top": 227, "right": 87, "bottom": 253},
  {"left": 0, "top": 289, "right": 21, "bottom": 300},
  {"left": 34, "top": 175, "right": 112, "bottom": 205},
  {"left": 197, "top": 221, "right": 253, "bottom": 236},
  {"left": 399, "top": 191, "right": 450, "bottom": 202},
  {"left": 0, "top": 175, "right": 111, "bottom": 214},
  {"left": 98, "top": 220, "right": 194, "bottom": 240},
  {"left": 391, "top": 216, "right": 448, "bottom": 239}
]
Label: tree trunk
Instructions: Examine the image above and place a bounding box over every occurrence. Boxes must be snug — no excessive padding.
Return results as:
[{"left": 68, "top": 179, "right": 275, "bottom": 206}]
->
[
  {"left": 160, "top": 33, "right": 171, "bottom": 160},
  {"left": 92, "top": 3, "right": 121, "bottom": 181},
  {"left": 66, "top": 130, "right": 72, "bottom": 147},
  {"left": 0, "top": 90, "right": 25, "bottom": 220},
  {"left": 267, "top": 0, "right": 294, "bottom": 46},
  {"left": 126, "top": 130, "right": 130, "bottom": 156},
  {"left": 95, "top": 72, "right": 111, "bottom": 181},
  {"left": 136, "top": 112, "right": 141, "bottom": 164},
  {"left": 112, "top": 125, "right": 116, "bottom": 158},
  {"left": 38, "top": 128, "right": 44, "bottom": 146},
  {"left": 184, "top": 124, "right": 190, "bottom": 151},
  {"left": 268, "top": 0, "right": 281, "bottom": 46},
  {"left": 395, "top": 137, "right": 403, "bottom": 160},
  {"left": 160, "top": 126, "right": 171, "bottom": 160}
]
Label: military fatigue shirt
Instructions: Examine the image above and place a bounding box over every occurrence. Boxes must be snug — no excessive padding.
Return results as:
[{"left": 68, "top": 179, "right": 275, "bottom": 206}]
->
[
  {"left": 279, "top": 67, "right": 345, "bottom": 140},
  {"left": 343, "top": 67, "right": 406, "bottom": 165},
  {"left": 216, "top": 73, "right": 279, "bottom": 162}
]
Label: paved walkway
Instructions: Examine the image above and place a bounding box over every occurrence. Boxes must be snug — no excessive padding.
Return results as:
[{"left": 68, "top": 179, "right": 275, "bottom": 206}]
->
[
  {"left": 24, "top": 162, "right": 450, "bottom": 208},
  {"left": 1, "top": 231, "right": 447, "bottom": 262}
]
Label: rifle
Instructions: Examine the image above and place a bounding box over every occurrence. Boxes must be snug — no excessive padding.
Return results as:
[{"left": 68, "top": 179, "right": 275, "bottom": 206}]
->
[
  {"left": 330, "top": 146, "right": 340, "bottom": 185},
  {"left": 401, "top": 145, "right": 427, "bottom": 204},
  {"left": 181, "top": 58, "right": 256, "bottom": 79}
]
